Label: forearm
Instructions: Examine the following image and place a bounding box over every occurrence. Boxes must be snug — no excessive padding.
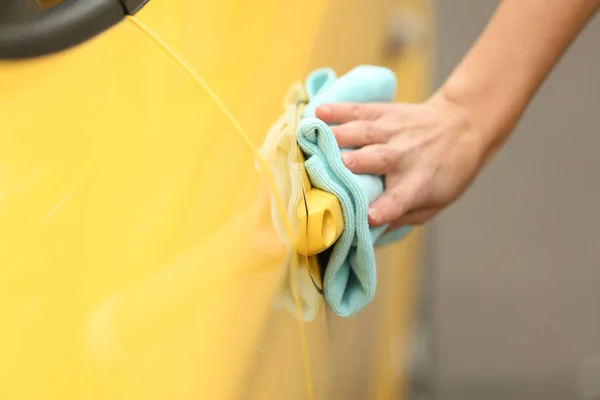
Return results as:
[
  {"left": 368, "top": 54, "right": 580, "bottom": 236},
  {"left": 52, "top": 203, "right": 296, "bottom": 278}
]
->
[{"left": 439, "top": 0, "right": 600, "bottom": 159}]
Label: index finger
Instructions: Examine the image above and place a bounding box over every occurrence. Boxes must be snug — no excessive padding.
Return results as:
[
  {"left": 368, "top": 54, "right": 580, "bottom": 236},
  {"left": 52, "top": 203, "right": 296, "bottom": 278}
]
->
[{"left": 316, "top": 103, "right": 385, "bottom": 124}]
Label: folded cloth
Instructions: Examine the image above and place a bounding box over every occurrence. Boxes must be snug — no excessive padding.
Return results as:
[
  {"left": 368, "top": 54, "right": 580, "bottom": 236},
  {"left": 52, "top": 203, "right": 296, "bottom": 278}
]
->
[
  {"left": 259, "top": 83, "right": 324, "bottom": 322},
  {"left": 297, "top": 65, "right": 412, "bottom": 317}
]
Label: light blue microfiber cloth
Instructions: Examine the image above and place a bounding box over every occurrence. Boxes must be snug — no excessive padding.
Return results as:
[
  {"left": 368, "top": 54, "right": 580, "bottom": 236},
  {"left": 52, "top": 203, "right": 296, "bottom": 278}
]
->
[{"left": 296, "top": 65, "right": 412, "bottom": 317}]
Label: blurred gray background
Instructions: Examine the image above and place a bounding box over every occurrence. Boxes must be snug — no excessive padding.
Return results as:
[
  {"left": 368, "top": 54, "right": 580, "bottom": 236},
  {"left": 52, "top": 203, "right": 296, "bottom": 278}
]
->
[{"left": 428, "top": 1, "right": 600, "bottom": 400}]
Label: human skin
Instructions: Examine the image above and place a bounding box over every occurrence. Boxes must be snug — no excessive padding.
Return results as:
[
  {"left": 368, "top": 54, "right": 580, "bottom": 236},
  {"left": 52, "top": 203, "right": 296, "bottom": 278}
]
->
[{"left": 316, "top": 0, "right": 600, "bottom": 231}]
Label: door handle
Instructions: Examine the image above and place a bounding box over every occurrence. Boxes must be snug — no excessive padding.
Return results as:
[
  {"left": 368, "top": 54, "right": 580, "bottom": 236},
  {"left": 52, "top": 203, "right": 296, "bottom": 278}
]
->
[{"left": 0, "top": 0, "right": 149, "bottom": 60}]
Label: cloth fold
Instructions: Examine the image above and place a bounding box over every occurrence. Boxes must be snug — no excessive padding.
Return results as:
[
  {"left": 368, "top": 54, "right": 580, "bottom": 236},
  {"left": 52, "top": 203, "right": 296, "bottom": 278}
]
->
[
  {"left": 260, "top": 83, "right": 324, "bottom": 322},
  {"left": 297, "top": 65, "right": 412, "bottom": 317}
]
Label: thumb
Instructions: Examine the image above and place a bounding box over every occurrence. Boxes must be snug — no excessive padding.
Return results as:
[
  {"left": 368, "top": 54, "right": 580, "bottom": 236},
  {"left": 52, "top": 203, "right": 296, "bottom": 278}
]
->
[
  {"left": 368, "top": 174, "right": 423, "bottom": 226},
  {"left": 385, "top": 208, "right": 438, "bottom": 232}
]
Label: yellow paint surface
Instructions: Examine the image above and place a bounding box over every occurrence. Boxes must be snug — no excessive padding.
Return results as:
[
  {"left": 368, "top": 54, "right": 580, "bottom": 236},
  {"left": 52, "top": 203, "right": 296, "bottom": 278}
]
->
[{"left": 0, "top": 1, "right": 432, "bottom": 398}]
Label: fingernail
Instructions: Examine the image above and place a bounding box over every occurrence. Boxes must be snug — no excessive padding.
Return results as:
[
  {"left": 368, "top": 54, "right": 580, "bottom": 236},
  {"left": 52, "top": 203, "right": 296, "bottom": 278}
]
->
[
  {"left": 342, "top": 153, "right": 355, "bottom": 167},
  {"left": 368, "top": 208, "right": 380, "bottom": 222}
]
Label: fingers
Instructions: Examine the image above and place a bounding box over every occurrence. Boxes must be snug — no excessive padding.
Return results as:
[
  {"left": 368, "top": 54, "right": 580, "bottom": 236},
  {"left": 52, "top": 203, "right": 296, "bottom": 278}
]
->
[
  {"left": 341, "top": 144, "right": 398, "bottom": 175},
  {"left": 316, "top": 103, "right": 386, "bottom": 124},
  {"left": 331, "top": 121, "right": 392, "bottom": 148}
]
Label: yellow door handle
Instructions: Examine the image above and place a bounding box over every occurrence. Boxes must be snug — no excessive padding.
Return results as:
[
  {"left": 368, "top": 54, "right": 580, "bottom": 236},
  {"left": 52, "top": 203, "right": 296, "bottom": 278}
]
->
[
  {"left": 297, "top": 189, "right": 344, "bottom": 256},
  {"left": 296, "top": 151, "right": 344, "bottom": 256}
]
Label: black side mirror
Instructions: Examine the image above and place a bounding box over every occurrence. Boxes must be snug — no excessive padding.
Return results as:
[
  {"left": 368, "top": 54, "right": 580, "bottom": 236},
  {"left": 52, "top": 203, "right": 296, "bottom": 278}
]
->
[{"left": 0, "top": 0, "right": 149, "bottom": 59}]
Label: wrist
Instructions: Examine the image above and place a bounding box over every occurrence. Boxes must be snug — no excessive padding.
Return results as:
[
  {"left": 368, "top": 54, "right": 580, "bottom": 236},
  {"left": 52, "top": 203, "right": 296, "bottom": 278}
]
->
[{"left": 435, "top": 73, "right": 524, "bottom": 163}]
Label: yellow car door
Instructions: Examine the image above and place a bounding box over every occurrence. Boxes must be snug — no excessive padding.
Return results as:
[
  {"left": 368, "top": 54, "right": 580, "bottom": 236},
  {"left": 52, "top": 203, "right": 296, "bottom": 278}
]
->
[{"left": 0, "top": 1, "right": 431, "bottom": 399}]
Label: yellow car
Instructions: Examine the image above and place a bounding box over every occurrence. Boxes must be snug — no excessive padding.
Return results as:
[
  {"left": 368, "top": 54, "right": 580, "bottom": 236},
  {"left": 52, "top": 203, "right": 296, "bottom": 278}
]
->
[{"left": 0, "top": 1, "right": 431, "bottom": 399}]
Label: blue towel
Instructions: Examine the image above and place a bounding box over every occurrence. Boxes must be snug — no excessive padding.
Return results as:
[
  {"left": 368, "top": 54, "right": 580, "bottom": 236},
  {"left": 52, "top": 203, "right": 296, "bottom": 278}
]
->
[{"left": 297, "top": 65, "right": 412, "bottom": 317}]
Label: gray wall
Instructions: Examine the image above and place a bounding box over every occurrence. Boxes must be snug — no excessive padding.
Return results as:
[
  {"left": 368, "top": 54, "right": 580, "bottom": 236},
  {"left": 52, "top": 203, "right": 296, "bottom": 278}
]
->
[{"left": 432, "top": 2, "right": 600, "bottom": 399}]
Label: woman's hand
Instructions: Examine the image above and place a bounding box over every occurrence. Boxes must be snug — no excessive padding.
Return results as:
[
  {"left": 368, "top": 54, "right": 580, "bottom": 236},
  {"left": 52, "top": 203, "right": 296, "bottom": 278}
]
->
[
  {"left": 316, "top": 93, "right": 487, "bottom": 230},
  {"left": 312, "top": 0, "right": 600, "bottom": 231}
]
